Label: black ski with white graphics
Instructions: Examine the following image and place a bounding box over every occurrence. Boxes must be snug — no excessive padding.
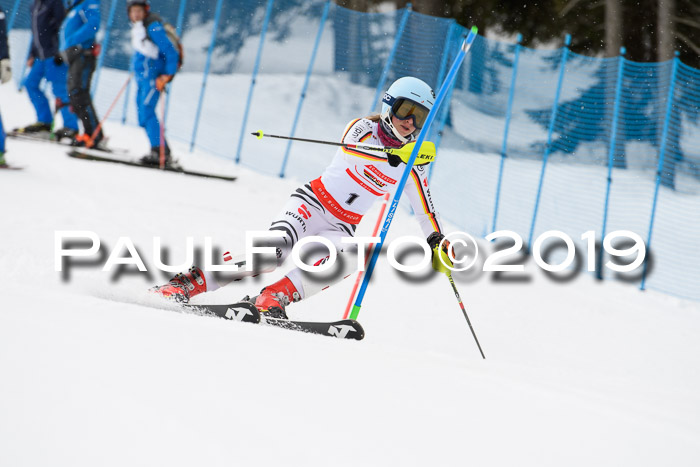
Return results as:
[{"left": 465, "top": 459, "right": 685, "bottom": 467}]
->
[
  {"left": 184, "top": 301, "right": 365, "bottom": 340},
  {"left": 67, "top": 147, "right": 237, "bottom": 182},
  {"left": 186, "top": 301, "right": 261, "bottom": 323},
  {"left": 261, "top": 315, "right": 365, "bottom": 340}
]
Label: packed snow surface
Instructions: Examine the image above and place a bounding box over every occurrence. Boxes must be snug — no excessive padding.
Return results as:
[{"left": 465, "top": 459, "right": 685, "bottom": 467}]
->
[{"left": 1, "top": 78, "right": 699, "bottom": 467}]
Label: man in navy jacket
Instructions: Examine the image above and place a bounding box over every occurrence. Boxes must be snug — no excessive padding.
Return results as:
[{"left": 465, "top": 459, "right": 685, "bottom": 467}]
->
[
  {"left": 127, "top": 0, "right": 179, "bottom": 165},
  {"left": 15, "top": 0, "right": 79, "bottom": 140},
  {"left": 59, "top": 0, "right": 102, "bottom": 147}
]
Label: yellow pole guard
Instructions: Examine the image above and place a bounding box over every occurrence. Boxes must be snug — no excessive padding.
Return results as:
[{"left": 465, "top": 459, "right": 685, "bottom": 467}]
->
[{"left": 396, "top": 141, "right": 437, "bottom": 165}]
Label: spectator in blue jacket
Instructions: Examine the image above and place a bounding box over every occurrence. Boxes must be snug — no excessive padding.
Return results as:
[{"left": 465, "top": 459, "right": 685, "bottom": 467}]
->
[
  {"left": 59, "top": 0, "right": 103, "bottom": 148},
  {"left": 14, "top": 0, "right": 79, "bottom": 140},
  {"left": 127, "top": 0, "right": 179, "bottom": 165},
  {"left": 0, "top": 8, "right": 12, "bottom": 167}
]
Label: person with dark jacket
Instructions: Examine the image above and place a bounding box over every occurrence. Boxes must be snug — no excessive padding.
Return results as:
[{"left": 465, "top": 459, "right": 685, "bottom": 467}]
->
[
  {"left": 14, "top": 0, "right": 79, "bottom": 140},
  {"left": 0, "top": 8, "right": 12, "bottom": 167},
  {"left": 59, "top": 0, "right": 103, "bottom": 148}
]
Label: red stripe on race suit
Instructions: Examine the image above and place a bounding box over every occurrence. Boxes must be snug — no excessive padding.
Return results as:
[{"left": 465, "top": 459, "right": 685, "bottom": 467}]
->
[{"left": 310, "top": 177, "right": 364, "bottom": 225}]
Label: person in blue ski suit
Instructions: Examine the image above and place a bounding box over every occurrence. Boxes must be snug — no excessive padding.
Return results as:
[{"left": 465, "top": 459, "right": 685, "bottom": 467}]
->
[
  {"left": 15, "top": 0, "right": 79, "bottom": 140},
  {"left": 127, "top": 0, "right": 179, "bottom": 165},
  {"left": 59, "top": 0, "right": 103, "bottom": 147},
  {"left": 0, "top": 8, "right": 12, "bottom": 166}
]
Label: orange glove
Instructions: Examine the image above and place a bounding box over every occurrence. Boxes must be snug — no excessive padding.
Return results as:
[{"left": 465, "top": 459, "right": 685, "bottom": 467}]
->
[{"left": 156, "top": 74, "right": 173, "bottom": 92}]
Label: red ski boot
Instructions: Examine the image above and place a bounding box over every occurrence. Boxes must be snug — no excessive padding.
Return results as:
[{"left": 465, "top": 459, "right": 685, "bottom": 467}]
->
[
  {"left": 253, "top": 276, "right": 301, "bottom": 319},
  {"left": 149, "top": 266, "right": 208, "bottom": 303}
]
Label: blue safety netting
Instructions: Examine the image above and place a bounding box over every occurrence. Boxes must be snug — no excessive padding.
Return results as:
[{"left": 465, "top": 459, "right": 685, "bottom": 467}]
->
[{"left": 5, "top": 0, "right": 700, "bottom": 301}]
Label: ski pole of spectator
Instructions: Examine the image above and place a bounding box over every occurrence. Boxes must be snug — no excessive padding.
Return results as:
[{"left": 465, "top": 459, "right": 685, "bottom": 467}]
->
[
  {"left": 159, "top": 91, "right": 166, "bottom": 169},
  {"left": 89, "top": 75, "right": 132, "bottom": 143}
]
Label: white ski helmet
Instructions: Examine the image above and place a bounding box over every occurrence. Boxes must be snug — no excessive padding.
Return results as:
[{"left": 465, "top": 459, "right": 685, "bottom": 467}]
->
[{"left": 381, "top": 76, "right": 436, "bottom": 143}]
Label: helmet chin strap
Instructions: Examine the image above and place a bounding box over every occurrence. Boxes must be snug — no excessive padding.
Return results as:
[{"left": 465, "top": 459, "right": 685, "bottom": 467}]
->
[{"left": 379, "top": 115, "right": 412, "bottom": 146}]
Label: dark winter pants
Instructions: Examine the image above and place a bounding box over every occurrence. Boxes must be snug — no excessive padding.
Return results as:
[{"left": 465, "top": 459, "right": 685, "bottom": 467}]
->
[{"left": 66, "top": 47, "right": 101, "bottom": 140}]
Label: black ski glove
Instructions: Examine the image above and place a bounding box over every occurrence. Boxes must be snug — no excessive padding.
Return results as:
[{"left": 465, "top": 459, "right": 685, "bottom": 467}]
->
[
  {"left": 427, "top": 232, "right": 453, "bottom": 275},
  {"left": 387, "top": 153, "right": 402, "bottom": 167}
]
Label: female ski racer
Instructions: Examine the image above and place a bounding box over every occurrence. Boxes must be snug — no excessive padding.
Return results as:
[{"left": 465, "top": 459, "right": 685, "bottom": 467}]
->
[{"left": 150, "top": 76, "right": 453, "bottom": 318}]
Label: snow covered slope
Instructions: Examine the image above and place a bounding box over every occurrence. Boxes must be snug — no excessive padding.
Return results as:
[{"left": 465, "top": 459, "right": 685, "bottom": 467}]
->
[{"left": 1, "top": 82, "right": 699, "bottom": 467}]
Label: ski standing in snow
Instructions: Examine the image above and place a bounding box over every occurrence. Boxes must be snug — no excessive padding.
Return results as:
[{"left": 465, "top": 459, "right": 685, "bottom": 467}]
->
[
  {"left": 126, "top": 0, "right": 181, "bottom": 166},
  {"left": 149, "top": 76, "right": 455, "bottom": 322},
  {"left": 12, "top": 0, "right": 79, "bottom": 142}
]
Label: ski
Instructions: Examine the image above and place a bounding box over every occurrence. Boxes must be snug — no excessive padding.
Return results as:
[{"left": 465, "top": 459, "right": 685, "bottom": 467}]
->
[
  {"left": 185, "top": 301, "right": 261, "bottom": 323},
  {"left": 261, "top": 315, "right": 365, "bottom": 340},
  {"left": 8, "top": 130, "right": 64, "bottom": 144},
  {"left": 0, "top": 165, "right": 24, "bottom": 170},
  {"left": 9, "top": 131, "right": 131, "bottom": 155},
  {"left": 67, "top": 147, "right": 237, "bottom": 182},
  {"left": 184, "top": 301, "right": 365, "bottom": 340}
]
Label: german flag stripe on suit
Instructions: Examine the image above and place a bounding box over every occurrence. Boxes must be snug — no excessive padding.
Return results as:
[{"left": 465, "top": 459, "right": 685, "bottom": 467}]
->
[{"left": 410, "top": 168, "right": 441, "bottom": 233}]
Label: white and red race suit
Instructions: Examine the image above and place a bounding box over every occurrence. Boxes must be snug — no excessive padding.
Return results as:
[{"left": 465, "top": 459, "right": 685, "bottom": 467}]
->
[
  {"left": 211, "top": 118, "right": 445, "bottom": 299},
  {"left": 311, "top": 117, "right": 443, "bottom": 234}
]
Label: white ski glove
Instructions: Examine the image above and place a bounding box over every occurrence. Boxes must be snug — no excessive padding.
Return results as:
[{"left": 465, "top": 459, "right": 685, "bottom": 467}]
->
[{"left": 0, "top": 59, "right": 11, "bottom": 84}]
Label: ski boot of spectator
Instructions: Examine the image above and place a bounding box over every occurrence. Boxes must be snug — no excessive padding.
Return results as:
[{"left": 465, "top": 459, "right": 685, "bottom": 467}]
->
[
  {"left": 54, "top": 127, "right": 79, "bottom": 142},
  {"left": 71, "top": 131, "right": 104, "bottom": 150},
  {"left": 14, "top": 122, "right": 51, "bottom": 134},
  {"left": 140, "top": 144, "right": 172, "bottom": 166}
]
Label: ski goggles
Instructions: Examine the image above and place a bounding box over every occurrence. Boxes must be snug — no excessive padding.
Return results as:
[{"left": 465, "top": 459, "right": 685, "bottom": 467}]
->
[{"left": 383, "top": 96, "right": 430, "bottom": 129}]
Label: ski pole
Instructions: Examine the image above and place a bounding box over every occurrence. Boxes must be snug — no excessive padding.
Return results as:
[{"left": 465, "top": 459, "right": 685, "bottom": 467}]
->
[
  {"left": 342, "top": 192, "right": 390, "bottom": 320},
  {"left": 159, "top": 88, "right": 166, "bottom": 169},
  {"left": 89, "top": 74, "right": 132, "bottom": 143},
  {"left": 49, "top": 98, "right": 66, "bottom": 140},
  {"left": 251, "top": 130, "right": 437, "bottom": 164},
  {"left": 447, "top": 273, "right": 485, "bottom": 359},
  {"left": 350, "top": 26, "right": 479, "bottom": 321}
]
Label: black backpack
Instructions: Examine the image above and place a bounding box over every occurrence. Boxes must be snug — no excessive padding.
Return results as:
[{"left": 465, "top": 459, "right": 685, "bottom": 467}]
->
[{"left": 144, "top": 13, "right": 183, "bottom": 70}]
